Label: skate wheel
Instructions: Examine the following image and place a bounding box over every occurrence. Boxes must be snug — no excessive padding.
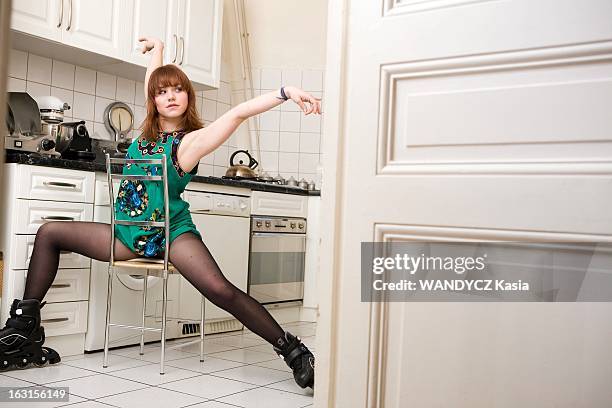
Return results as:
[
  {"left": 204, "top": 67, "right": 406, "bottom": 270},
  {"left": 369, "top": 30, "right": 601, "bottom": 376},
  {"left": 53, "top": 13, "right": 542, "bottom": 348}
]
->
[
  {"left": 0, "top": 360, "right": 10, "bottom": 371},
  {"left": 15, "top": 359, "right": 31, "bottom": 369}
]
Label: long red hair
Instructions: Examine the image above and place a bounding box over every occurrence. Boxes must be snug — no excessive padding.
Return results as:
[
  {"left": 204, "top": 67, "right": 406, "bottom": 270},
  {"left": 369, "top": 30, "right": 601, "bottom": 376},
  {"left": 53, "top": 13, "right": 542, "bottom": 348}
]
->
[{"left": 139, "top": 64, "right": 203, "bottom": 142}]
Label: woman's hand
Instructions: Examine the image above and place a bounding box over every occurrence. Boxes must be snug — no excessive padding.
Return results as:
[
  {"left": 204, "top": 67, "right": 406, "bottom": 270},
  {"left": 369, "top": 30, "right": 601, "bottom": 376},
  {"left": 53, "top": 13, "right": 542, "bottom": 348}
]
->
[
  {"left": 138, "top": 37, "right": 163, "bottom": 54},
  {"left": 284, "top": 86, "right": 322, "bottom": 115}
]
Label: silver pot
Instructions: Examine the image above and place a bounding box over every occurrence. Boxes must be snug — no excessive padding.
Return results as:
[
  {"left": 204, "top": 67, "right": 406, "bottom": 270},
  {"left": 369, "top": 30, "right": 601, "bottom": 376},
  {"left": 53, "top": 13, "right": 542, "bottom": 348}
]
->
[
  {"left": 298, "top": 178, "right": 309, "bottom": 189},
  {"left": 286, "top": 176, "right": 298, "bottom": 187}
]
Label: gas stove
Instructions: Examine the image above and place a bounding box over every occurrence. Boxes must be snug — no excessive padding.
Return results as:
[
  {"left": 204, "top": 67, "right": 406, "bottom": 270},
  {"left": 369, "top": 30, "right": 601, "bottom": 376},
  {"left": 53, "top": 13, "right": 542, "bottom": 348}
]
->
[{"left": 221, "top": 175, "right": 286, "bottom": 185}]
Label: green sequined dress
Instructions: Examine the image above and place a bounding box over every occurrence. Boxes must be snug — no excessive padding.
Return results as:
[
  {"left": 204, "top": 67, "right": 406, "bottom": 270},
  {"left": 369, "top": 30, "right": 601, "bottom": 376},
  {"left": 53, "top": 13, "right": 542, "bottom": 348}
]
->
[{"left": 113, "top": 129, "right": 202, "bottom": 257}]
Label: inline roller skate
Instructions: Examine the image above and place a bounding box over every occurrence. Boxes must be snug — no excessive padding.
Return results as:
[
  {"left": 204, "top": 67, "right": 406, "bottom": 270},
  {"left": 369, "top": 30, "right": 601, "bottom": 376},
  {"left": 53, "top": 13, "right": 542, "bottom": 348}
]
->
[
  {"left": 273, "top": 331, "right": 315, "bottom": 389},
  {"left": 0, "top": 299, "right": 61, "bottom": 371}
]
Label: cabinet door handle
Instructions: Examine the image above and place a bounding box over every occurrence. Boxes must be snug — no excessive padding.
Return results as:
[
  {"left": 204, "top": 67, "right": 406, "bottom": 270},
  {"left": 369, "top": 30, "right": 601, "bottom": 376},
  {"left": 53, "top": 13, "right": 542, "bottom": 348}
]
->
[
  {"left": 42, "top": 317, "right": 69, "bottom": 323},
  {"left": 172, "top": 34, "right": 178, "bottom": 63},
  {"left": 179, "top": 36, "right": 184, "bottom": 65},
  {"left": 41, "top": 216, "right": 75, "bottom": 221},
  {"left": 51, "top": 283, "right": 71, "bottom": 289},
  {"left": 57, "top": 0, "right": 63, "bottom": 28},
  {"left": 43, "top": 181, "right": 77, "bottom": 188},
  {"left": 66, "top": 0, "right": 73, "bottom": 31}
]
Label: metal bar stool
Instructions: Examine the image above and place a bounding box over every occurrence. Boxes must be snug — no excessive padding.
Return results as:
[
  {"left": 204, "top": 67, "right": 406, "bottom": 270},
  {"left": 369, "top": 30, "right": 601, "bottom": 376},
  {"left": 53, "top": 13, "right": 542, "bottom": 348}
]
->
[{"left": 103, "top": 153, "right": 206, "bottom": 374}]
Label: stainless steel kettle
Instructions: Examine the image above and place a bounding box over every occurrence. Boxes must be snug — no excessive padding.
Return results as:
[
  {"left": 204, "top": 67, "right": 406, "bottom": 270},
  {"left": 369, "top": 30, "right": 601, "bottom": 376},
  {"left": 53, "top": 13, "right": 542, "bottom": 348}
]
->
[{"left": 225, "top": 149, "right": 259, "bottom": 178}]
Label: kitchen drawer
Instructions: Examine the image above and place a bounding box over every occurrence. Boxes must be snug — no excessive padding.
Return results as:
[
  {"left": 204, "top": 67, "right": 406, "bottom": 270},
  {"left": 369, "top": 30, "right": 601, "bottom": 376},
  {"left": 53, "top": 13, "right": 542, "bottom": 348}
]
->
[
  {"left": 94, "top": 177, "right": 121, "bottom": 207},
  {"left": 251, "top": 191, "right": 308, "bottom": 217},
  {"left": 38, "top": 269, "right": 90, "bottom": 303},
  {"left": 14, "top": 199, "right": 94, "bottom": 234},
  {"left": 41, "top": 301, "right": 89, "bottom": 337},
  {"left": 11, "top": 235, "right": 91, "bottom": 269},
  {"left": 15, "top": 165, "right": 95, "bottom": 203}
]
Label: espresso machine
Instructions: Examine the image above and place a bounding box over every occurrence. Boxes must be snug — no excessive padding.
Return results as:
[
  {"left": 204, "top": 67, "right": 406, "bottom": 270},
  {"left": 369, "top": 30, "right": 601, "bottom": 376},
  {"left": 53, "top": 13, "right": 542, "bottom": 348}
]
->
[{"left": 4, "top": 92, "right": 61, "bottom": 157}]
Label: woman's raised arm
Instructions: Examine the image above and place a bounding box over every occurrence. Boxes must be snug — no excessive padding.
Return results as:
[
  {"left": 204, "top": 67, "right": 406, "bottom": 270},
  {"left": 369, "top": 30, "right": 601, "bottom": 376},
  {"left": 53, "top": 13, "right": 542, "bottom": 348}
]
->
[{"left": 138, "top": 37, "right": 164, "bottom": 97}]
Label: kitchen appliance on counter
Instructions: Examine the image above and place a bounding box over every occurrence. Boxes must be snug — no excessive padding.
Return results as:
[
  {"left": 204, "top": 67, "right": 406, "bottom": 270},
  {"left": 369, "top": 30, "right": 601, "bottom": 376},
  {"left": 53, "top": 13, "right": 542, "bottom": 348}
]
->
[
  {"left": 33, "top": 95, "right": 70, "bottom": 143},
  {"left": 248, "top": 215, "right": 306, "bottom": 305},
  {"left": 4, "top": 92, "right": 61, "bottom": 157},
  {"left": 57, "top": 120, "right": 96, "bottom": 161},
  {"left": 225, "top": 149, "right": 259, "bottom": 178}
]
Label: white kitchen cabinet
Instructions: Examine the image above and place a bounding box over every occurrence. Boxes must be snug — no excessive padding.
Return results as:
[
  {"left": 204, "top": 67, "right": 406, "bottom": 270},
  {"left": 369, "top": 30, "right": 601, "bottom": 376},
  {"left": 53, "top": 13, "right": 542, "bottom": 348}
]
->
[
  {"left": 61, "top": 0, "right": 123, "bottom": 58},
  {"left": 11, "top": 0, "right": 62, "bottom": 41},
  {"left": 176, "top": 0, "right": 223, "bottom": 88},
  {"left": 0, "top": 164, "right": 94, "bottom": 357},
  {"left": 123, "top": 0, "right": 175, "bottom": 67},
  {"left": 250, "top": 191, "right": 309, "bottom": 218},
  {"left": 11, "top": 0, "right": 124, "bottom": 60}
]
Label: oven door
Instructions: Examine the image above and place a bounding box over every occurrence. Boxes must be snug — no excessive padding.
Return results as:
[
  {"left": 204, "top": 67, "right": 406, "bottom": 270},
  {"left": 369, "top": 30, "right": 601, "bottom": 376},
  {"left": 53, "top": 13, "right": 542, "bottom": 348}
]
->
[{"left": 248, "top": 232, "right": 306, "bottom": 304}]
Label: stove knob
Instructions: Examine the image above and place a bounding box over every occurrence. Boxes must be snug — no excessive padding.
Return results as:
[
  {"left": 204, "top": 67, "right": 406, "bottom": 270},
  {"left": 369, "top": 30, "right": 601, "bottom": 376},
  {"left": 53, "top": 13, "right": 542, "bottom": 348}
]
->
[
  {"left": 41, "top": 139, "right": 56, "bottom": 151},
  {"left": 255, "top": 221, "right": 262, "bottom": 227},
  {"left": 265, "top": 221, "right": 271, "bottom": 228},
  {"left": 239, "top": 201, "right": 247, "bottom": 209},
  {"left": 298, "top": 223, "right": 304, "bottom": 229},
  {"left": 290, "top": 222, "right": 296, "bottom": 229}
]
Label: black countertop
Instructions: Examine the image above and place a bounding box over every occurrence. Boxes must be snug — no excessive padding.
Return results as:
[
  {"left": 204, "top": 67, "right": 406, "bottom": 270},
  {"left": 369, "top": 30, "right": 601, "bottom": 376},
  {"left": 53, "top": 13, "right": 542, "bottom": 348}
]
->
[{"left": 5, "top": 151, "right": 321, "bottom": 196}]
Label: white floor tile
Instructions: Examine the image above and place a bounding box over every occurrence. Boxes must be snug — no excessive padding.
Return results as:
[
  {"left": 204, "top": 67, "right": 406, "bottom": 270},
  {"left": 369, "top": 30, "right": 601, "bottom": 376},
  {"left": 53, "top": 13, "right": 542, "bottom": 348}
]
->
[
  {"left": 0, "top": 374, "right": 37, "bottom": 386},
  {"left": 252, "top": 358, "right": 292, "bottom": 373},
  {"left": 209, "top": 335, "right": 268, "bottom": 349},
  {"left": 45, "top": 373, "right": 148, "bottom": 399},
  {"left": 171, "top": 340, "right": 238, "bottom": 355},
  {"left": 159, "top": 374, "right": 257, "bottom": 400},
  {"left": 106, "top": 363, "right": 203, "bottom": 386},
  {"left": 110, "top": 345, "right": 199, "bottom": 363},
  {"left": 241, "top": 344, "right": 277, "bottom": 355},
  {"left": 1, "top": 363, "right": 97, "bottom": 385},
  {"left": 217, "top": 386, "right": 313, "bottom": 408},
  {"left": 166, "top": 356, "right": 245, "bottom": 374},
  {"left": 182, "top": 401, "right": 243, "bottom": 408},
  {"left": 207, "top": 349, "right": 279, "bottom": 364},
  {"left": 97, "top": 384, "right": 206, "bottom": 408},
  {"left": 212, "top": 364, "right": 292, "bottom": 386},
  {"left": 62, "top": 352, "right": 154, "bottom": 373},
  {"left": 266, "top": 378, "right": 314, "bottom": 396},
  {"left": 58, "top": 401, "right": 115, "bottom": 407}
]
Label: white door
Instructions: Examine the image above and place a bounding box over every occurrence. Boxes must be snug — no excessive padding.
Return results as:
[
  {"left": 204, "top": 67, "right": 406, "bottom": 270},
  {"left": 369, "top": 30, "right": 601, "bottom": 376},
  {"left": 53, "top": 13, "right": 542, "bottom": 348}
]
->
[
  {"left": 123, "top": 0, "right": 174, "bottom": 66},
  {"left": 11, "top": 0, "right": 62, "bottom": 41},
  {"left": 177, "top": 0, "right": 222, "bottom": 87},
  {"left": 318, "top": 0, "right": 612, "bottom": 406},
  {"left": 62, "top": 0, "right": 122, "bottom": 59}
]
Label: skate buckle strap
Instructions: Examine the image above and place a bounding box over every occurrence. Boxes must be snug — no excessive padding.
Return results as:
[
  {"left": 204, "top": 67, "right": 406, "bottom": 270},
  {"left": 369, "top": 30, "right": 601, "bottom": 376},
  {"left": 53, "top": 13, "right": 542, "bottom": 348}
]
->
[{"left": 283, "top": 345, "right": 306, "bottom": 366}]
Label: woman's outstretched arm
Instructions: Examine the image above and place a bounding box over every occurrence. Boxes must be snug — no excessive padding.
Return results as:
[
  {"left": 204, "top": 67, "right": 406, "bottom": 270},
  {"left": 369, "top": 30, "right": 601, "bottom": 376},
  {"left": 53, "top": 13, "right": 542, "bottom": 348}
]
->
[
  {"left": 138, "top": 36, "right": 164, "bottom": 97},
  {"left": 178, "top": 86, "right": 322, "bottom": 172}
]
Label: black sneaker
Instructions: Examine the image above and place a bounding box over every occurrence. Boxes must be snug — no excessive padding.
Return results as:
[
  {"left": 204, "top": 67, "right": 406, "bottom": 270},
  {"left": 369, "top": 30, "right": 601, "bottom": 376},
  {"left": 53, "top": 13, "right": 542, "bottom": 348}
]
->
[{"left": 273, "top": 331, "right": 315, "bottom": 389}]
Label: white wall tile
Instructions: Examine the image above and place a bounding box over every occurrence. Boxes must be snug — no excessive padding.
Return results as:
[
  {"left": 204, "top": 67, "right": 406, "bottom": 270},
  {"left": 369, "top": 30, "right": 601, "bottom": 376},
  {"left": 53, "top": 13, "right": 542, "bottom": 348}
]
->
[
  {"left": 201, "top": 151, "right": 214, "bottom": 164},
  {"left": 96, "top": 72, "right": 116, "bottom": 99},
  {"left": 27, "top": 54, "right": 52, "bottom": 85},
  {"left": 72, "top": 92, "right": 95, "bottom": 121},
  {"left": 259, "top": 151, "right": 279, "bottom": 172},
  {"left": 279, "top": 152, "right": 299, "bottom": 173},
  {"left": 280, "top": 111, "right": 300, "bottom": 132},
  {"left": 74, "top": 67, "right": 96, "bottom": 94},
  {"left": 299, "top": 153, "right": 319, "bottom": 173},
  {"left": 202, "top": 88, "right": 217, "bottom": 100},
  {"left": 259, "top": 110, "right": 280, "bottom": 131},
  {"left": 197, "top": 164, "right": 214, "bottom": 176},
  {"left": 116, "top": 77, "right": 136, "bottom": 104},
  {"left": 94, "top": 96, "right": 114, "bottom": 123},
  {"left": 8, "top": 49, "right": 27, "bottom": 79},
  {"left": 216, "top": 102, "right": 230, "bottom": 118},
  {"left": 213, "top": 144, "right": 229, "bottom": 166},
  {"left": 196, "top": 96, "right": 203, "bottom": 118},
  {"left": 301, "top": 113, "right": 321, "bottom": 133},
  {"left": 302, "top": 70, "right": 323, "bottom": 92},
  {"left": 213, "top": 165, "right": 227, "bottom": 177},
  {"left": 260, "top": 68, "right": 281, "bottom": 89},
  {"left": 218, "top": 81, "right": 231, "bottom": 104},
  {"left": 51, "top": 60, "right": 75, "bottom": 90},
  {"left": 135, "top": 81, "right": 146, "bottom": 106},
  {"left": 281, "top": 99, "right": 300, "bottom": 112},
  {"left": 250, "top": 68, "right": 261, "bottom": 90},
  {"left": 279, "top": 132, "right": 299, "bottom": 152},
  {"left": 133, "top": 105, "right": 147, "bottom": 130},
  {"left": 50, "top": 87, "right": 73, "bottom": 117},
  {"left": 299, "top": 132, "right": 320, "bottom": 153},
  {"left": 259, "top": 131, "right": 279, "bottom": 151},
  {"left": 92, "top": 122, "right": 113, "bottom": 141},
  {"left": 7, "top": 77, "right": 26, "bottom": 92},
  {"left": 202, "top": 98, "right": 216, "bottom": 121},
  {"left": 26, "top": 81, "right": 50, "bottom": 97},
  {"left": 281, "top": 69, "right": 302, "bottom": 89}
]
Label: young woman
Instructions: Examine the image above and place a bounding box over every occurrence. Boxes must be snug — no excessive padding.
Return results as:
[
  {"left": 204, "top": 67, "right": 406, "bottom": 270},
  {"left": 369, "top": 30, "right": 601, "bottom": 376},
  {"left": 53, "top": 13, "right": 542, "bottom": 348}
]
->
[{"left": 0, "top": 36, "right": 320, "bottom": 389}]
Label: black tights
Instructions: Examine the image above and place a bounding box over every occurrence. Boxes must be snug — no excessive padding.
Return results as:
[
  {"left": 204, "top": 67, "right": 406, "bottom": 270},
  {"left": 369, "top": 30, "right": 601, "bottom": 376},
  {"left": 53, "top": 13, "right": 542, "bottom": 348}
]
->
[{"left": 23, "top": 221, "right": 285, "bottom": 346}]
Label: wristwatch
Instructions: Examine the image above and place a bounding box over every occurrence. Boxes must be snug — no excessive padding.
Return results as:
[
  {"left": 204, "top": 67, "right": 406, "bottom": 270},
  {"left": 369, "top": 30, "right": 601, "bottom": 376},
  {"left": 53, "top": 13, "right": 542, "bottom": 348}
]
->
[{"left": 276, "top": 86, "right": 289, "bottom": 101}]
